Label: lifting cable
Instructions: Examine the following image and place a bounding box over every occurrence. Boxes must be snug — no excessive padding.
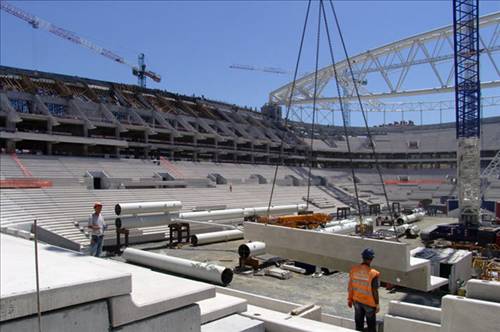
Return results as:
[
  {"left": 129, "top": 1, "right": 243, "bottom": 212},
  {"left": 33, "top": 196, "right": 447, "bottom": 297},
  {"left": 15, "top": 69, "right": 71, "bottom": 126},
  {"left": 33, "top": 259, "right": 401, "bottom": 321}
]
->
[
  {"left": 305, "top": 1, "right": 323, "bottom": 210},
  {"left": 319, "top": 0, "right": 364, "bottom": 222},
  {"left": 266, "top": 0, "right": 312, "bottom": 221},
  {"left": 328, "top": 0, "right": 397, "bottom": 236}
]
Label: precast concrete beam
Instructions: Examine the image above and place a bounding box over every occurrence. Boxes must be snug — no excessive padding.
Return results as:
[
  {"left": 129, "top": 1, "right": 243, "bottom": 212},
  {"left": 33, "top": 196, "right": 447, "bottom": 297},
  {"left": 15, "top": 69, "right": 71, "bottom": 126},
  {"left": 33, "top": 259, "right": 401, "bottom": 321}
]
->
[
  {"left": 243, "top": 223, "right": 448, "bottom": 291},
  {"left": 441, "top": 295, "right": 500, "bottom": 332}
]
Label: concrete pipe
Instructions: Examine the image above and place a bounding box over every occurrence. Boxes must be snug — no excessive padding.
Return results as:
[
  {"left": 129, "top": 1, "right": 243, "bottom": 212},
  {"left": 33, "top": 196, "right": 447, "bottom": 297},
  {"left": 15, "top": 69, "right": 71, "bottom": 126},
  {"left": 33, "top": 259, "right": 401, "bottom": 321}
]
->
[
  {"left": 115, "top": 201, "right": 182, "bottom": 216},
  {"left": 318, "top": 222, "right": 357, "bottom": 234},
  {"left": 191, "top": 229, "right": 244, "bottom": 246},
  {"left": 115, "top": 214, "right": 174, "bottom": 229},
  {"left": 122, "top": 248, "right": 233, "bottom": 286},
  {"left": 238, "top": 241, "right": 266, "bottom": 259},
  {"left": 179, "top": 204, "right": 307, "bottom": 222},
  {"left": 396, "top": 212, "right": 425, "bottom": 225}
]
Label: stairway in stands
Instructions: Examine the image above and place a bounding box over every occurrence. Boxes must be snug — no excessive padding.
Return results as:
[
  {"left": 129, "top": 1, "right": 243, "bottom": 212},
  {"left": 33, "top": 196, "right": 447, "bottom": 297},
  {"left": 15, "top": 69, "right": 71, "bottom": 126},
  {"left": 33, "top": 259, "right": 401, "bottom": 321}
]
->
[{"left": 159, "top": 156, "right": 185, "bottom": 178}]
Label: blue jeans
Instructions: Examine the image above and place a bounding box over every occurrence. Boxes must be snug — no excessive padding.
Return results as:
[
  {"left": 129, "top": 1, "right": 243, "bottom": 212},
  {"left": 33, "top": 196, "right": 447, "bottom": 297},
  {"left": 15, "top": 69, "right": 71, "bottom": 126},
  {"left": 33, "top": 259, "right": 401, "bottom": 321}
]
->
[
  {"left": 354, "top": 302, "right": 376, "bottom": 332},
  {"left": 90, "top": 235, "right": 104, "bottom": 257}
]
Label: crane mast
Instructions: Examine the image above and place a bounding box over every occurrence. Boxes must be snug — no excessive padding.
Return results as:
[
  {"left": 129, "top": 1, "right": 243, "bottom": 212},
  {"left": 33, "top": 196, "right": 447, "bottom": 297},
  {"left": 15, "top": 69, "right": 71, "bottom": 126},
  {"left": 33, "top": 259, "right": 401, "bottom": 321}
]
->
[
  {"left": 453, "top": 0, "right": 481, "bottom": 227},
  {"left": 0, "top": 1, "right": 161, "bottom": 87}
]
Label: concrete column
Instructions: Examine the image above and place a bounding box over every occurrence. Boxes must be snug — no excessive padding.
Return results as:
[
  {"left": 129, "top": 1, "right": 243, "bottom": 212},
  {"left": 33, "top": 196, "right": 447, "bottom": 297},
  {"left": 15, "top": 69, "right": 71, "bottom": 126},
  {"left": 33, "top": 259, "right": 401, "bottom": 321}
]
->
[
  {"left": 6, "top": 140, "right": 16, "bottom": 153},
  {"left": 46, "top": 142, "right": 53, "bottom": 155},
  {"left": 83, "top": 144, "right": 88, "bottom": 156},
  {"left": 115, "top": 146, "right": 120, "bottom": 158}
]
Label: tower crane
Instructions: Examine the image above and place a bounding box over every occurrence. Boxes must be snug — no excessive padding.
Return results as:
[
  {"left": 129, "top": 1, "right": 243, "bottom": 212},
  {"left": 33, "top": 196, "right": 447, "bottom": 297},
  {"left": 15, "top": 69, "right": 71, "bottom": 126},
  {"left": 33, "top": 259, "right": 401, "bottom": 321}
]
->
[
  {"left": 453, "top": 0, "right": 482, "bottom": 227},
  {"left": 0, "top": 1, "right": 161, "bottom": 88}
]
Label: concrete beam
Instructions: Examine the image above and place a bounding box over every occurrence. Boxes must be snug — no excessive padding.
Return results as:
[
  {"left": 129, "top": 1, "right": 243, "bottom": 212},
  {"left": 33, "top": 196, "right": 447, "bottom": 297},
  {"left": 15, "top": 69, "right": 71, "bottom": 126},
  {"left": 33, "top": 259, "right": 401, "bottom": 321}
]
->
[
  {"left": 112, "top": 304, "right": 201, "bottom": 332},
  {"left": 465, "top": 279, "right": 500, "bottom": 303},
  {"left": 384, "top": 314, "right": 440, "bottom": 332},
  {"left": 0, "top": 301, "right": 109, "bottom": 332},
  {"left": 388, "top": 301, "right": 441, "bottom": 324},
  {"left": 441, "top": 295, "right": 500, "bottom": 332},
  {"left": 243, "top": 223, "right": 447, "bottom": 291},
  {"left": 240, "top": 305, "right": 355, "bottom": 332},
  {"left": 0, "top": 234, "right": 131, "bottom": 322},
  {"left": 202, "top": 314, "right": 264, "bottom": 332},
  {"left": 107, "top": 262, "right": 214, "bottom": 327},
  {"left": 197, "top": 293, "right": 247, "bottom": 324}
]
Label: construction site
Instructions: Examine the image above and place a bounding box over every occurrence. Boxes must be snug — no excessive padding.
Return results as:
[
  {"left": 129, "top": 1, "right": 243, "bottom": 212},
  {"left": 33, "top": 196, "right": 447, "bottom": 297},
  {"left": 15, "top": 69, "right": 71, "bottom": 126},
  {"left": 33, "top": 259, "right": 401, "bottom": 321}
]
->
[{"left": 0, "top": 1, "right": 499, "bottom": 331}]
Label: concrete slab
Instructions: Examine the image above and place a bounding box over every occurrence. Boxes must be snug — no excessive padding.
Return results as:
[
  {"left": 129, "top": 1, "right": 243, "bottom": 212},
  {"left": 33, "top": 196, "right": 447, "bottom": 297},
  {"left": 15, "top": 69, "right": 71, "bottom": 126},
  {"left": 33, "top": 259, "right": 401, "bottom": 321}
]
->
[
  {"left": 201, "top": 314, "right": 264, "bottom": 332},
  {"left": 388, "top": 300, "right": 441, "bottom": 324},
  {"left": 0, "top": 301, "right": 109, "bottom": 332},
  {"left": 107, "top": 262, "right": 215, "bottom": 327},
  {"left": 465, "top": 279, "right": 500, "bottom": 303},
  {"left": 0, "top": 234, "right": 131, "bottom": 321},
  {"left": 198, "top": 293, "right": 247, "bottom": 324},
  {"left": 384, "top": 314, "right": 440, "bottom": 332},
  {"left": 243, "top": 223, "right": 445, "bottom": 291},
  {"left": 441, "top": 295, "right": 500, "bottom": 332},
  {"left": 240, "top": 305, "right": 356, "bottom": 332},
  {"left": 112, "top": 304, "right": 201, "bottom": 332}
]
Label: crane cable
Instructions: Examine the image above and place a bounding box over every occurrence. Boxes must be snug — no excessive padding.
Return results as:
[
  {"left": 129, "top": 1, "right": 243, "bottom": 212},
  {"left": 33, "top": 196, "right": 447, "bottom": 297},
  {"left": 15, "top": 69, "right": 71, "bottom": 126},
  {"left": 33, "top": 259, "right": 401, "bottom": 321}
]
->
[
  {"left": 319, "top": 0, "right": 364, "bottom": 223},
  {"left": 328, "top": 0, "right": 397, "bottom": 237},
  {"left": 305, "top": 1, "right": 323, "bottom": 210},
  {"left": 266, "top": 0, "right": 312, "bottom": 221}
]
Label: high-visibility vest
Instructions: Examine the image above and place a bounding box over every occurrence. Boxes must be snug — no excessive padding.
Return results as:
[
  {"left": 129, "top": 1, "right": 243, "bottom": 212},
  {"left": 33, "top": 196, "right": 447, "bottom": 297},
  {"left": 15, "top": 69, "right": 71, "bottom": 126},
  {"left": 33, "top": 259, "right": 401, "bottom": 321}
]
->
[{"left": 348, "top": 264, "right": 380, "bottom": 308}]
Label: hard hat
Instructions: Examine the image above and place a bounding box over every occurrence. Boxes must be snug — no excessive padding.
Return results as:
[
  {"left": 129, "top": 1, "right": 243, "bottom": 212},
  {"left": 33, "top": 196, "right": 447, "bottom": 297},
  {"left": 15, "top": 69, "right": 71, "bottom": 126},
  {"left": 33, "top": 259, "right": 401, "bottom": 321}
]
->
[
  {"left": 93, "top": 202, "right": 103, "bottom": 208},
  {"left": 362, "top": 248, "right": 375, "bottom": 260}
]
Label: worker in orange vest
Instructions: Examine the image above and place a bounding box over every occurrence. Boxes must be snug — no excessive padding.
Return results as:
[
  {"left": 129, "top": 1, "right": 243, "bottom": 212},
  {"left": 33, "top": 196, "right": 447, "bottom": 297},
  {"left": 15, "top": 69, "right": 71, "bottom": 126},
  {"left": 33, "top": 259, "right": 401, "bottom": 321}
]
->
[{"left": 348, "top": 248, "right": 380, "bottom": 332}]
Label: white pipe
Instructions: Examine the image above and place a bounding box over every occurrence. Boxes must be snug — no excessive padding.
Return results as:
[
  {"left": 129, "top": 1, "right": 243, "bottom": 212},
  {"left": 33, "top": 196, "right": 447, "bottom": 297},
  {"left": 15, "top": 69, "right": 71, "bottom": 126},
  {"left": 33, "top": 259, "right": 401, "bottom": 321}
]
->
[
  {"left": 396, "top": 212, "right": 425, "bottom": 225},
  {"left": 122, "top": 248, "right": 233, "bottom": 286},
  {"left": 238, "top": 241, "right": 266, "bottom": 258},
  {"left": 318, "top": 222, "right": 357, "bottom": 234},
  {"left": 191, "top": 230, "right": 244, "bottom": 246},
  {"left": 179, "top": 204, "right": 307, "bottom": 222},
  {"left": 115, "top": 214, "right": 176, "bottom": 229},
  {"left": 115, "top": 201, "right": 182, "bottom": 216},
  {"left": 281, "top": 264, "right": 306, "bottom": 274}
]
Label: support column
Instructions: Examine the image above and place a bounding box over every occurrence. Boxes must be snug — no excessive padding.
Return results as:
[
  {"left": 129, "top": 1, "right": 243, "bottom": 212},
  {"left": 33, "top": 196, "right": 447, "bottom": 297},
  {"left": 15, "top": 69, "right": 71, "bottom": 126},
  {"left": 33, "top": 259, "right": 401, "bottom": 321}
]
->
[{"left": 6, "top": 140, "right": 16, "bottom": 153}]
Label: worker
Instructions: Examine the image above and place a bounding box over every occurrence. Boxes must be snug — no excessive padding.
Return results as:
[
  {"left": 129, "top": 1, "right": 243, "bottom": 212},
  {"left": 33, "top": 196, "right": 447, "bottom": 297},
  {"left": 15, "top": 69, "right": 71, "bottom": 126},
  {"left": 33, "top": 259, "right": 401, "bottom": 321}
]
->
[
  {"left": 88, "top": 202, "right": 106, "bottom": 257},
  {"left": 347, "top": 248, "right": 380, "bottom": 332}
]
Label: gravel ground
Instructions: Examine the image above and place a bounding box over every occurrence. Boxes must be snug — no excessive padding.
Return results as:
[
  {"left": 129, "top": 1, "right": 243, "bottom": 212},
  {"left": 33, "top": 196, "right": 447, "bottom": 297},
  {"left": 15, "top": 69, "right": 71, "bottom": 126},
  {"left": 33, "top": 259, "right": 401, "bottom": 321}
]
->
[{"left": 113, "top": 216, "right": 457, "bottom": 319}]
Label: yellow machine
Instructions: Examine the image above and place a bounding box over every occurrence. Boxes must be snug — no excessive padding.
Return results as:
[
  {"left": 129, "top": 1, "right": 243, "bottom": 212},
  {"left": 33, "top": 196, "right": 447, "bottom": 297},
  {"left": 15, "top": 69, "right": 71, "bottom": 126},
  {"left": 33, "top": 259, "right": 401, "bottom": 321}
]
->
[{"left": 256, "top": 213, "right": 333, "bottom": 229}]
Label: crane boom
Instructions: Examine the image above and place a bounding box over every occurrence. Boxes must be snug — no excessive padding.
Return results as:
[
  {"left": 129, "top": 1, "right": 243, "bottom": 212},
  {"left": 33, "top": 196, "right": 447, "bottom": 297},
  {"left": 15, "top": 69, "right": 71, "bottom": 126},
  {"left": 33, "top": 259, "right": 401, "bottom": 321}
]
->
[{"left": 1, "top": 1, "right": 161, "bottom": 85}]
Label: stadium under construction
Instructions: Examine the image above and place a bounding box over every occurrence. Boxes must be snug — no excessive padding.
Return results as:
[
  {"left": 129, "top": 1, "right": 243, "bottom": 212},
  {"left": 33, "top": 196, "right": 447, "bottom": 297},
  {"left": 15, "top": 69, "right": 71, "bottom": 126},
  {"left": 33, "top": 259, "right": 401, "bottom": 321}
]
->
[{"left": 1, "top": 1, "right": 499, "bottom": 332}]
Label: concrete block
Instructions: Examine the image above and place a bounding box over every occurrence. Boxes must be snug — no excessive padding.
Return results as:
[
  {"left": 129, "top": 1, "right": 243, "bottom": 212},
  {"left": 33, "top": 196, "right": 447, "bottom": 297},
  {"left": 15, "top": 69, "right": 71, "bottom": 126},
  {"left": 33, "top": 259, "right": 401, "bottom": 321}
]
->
[
  {"left": 388, "top": 300, "right": 441, "bottom": 324},
  {"left": 465, "top": 279, "right": 500, "bottom": 303},
  {"left": 198, "top": 293, "right": 247, "bottom": 324},
  {"left": 0, "top": 234, "right": 131, "bottom": 321},
  {"left": 0, "top": 301, "right": 109, "bottom": 332},
  {"left": 384, "top": 314, "right": 440, "bottom": 332},
  {"left": 441, "top": 295, "right": 500, "bottom": 332},
  {"left": 113, "top": 304, "right": 201, "bottom": 332},
  {"left": 108, "top": 263, "right": 214, "bottom": 327},
  {"left": 201, "top": 314, "right": 264, "bottom": 332},
  {"left": 243, "top": 223, "right": 445, "bottom": 291},
  {"left": 241, "top": 305, "right": 356, "bottom": 332}
]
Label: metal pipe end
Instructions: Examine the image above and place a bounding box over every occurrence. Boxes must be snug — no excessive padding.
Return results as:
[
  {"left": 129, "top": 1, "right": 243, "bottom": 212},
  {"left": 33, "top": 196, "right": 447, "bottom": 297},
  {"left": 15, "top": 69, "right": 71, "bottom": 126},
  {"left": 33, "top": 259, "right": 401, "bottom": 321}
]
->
[
  {"left": 190, "top": 235, "right": 198, "bottom": 246},
  {"left": 115, "top": 204, "right": 122, "bottom": 216},
  {"left": 115, "top": 218, "right": 122, "bottom": 229},
  {"left": 221, "top": 268, "right": 233, "bottom": 286}
]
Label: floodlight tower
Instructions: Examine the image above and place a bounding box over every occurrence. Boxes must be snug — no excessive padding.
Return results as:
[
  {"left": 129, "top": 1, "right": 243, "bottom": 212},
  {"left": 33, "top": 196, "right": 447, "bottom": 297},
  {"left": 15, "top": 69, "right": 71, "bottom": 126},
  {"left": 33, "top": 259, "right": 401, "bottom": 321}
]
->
[{"left": 453, "top": 0, "right": 482, "bottom": 227}]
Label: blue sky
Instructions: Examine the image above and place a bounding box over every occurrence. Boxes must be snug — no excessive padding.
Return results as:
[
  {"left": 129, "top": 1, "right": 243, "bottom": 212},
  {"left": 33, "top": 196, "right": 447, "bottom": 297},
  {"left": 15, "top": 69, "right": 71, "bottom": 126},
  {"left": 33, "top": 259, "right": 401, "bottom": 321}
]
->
[{"left": 1, "top": 0, "right": 499, "bottom": 126}]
